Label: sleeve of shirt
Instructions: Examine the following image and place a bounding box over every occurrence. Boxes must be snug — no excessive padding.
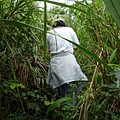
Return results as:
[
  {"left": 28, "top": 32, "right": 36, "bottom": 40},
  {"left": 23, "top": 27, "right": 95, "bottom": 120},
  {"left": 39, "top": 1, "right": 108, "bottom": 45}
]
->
[{"left": 71, "top": 29, "right": 80, "bottom": 48}]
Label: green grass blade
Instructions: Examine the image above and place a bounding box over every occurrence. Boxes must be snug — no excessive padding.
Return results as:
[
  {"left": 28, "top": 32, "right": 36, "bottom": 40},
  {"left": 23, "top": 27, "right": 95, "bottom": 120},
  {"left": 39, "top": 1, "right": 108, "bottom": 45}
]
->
[
  {"left": 67, "top": 40, "right": 113, "bottom": 71},
  {"left": 46, "top": 97, "right": 72, "bottom": 114},
  {"left": 108, "top": 48, "right": 117, "bottom": 64},
  {"left": 104, "top": 0, "right": 120, "bottom": 29},
  {"left": 34, "top": 0, "right": 90, "bottom": 15},
  {"left": 46, "top": 31, "right": 113, "bottom": 71},
  {"left": 0, "top": 19, "right": 43, "bottom": 31}
]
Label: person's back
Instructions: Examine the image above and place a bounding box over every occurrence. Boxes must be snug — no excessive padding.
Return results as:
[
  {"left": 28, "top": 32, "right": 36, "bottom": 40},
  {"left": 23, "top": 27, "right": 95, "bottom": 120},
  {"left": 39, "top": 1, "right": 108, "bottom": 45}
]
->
[{"left": 47, "top": 26, "right": 79, "bottom": 55}]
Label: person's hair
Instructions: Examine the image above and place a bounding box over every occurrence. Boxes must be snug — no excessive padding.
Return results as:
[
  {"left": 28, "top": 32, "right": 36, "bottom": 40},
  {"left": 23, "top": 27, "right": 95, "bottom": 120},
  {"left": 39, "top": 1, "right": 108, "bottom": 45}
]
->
[{"left": 52, "top": 20, "right": 66, "bottom": 28}]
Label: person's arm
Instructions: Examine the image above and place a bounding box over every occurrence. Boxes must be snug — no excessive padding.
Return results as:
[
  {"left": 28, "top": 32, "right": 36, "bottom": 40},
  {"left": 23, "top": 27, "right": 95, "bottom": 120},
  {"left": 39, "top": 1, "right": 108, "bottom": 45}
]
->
[{"left": 74, "top": 48, "right": 78, "bottom": 51}]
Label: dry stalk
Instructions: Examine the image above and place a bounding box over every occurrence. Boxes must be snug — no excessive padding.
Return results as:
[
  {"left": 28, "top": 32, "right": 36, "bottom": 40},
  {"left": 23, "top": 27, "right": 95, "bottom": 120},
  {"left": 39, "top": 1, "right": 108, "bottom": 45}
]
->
[
  {"left": 90, "top": 47, "right": 103, "bottom": 89},
  {"left": 78, "top": 47, "right": 103, "bottom": 120}
]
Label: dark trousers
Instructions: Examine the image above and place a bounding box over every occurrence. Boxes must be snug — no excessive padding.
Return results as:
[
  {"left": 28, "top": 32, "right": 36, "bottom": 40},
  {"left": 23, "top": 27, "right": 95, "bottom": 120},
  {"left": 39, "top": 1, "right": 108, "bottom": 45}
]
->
[{"left": 54, "top": 81, "right": 87, "bottom": 106}]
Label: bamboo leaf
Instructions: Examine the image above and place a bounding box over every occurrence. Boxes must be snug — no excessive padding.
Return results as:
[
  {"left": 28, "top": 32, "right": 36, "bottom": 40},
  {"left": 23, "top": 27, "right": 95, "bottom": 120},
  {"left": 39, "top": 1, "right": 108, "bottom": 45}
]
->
[
  {"left": 108, "top": 48, "right": 117, "bottom": 64},
  {"left": 34, "top": 0, "right": 90, "bottom": 15},
  {"left": 48, "top": 31, "right": 113, "bottom": 71},
  {"left": 44, "top": 0, "right": 47, "bottom": 63},
  {"left": 46, "top": 97, "right": 72, "bottom": 114},
  {"left": 10, "top": 83, "right": 25, "bottom": 89},
  {"left": 0, "top": 19, "right": 43, "bottom": 31},
  {"left": 66, "top": 39, "right": 113, "bottom": 71},
  {"left": 104, "top": 0, "right": 120, "bottom": 29}
]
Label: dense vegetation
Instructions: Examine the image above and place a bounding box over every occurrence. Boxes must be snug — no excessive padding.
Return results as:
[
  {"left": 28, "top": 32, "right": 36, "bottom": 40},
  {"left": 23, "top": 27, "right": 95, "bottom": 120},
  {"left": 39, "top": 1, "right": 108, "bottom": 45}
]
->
[{"left": 0, "top": 0, "right": 120, "bottom": 120}]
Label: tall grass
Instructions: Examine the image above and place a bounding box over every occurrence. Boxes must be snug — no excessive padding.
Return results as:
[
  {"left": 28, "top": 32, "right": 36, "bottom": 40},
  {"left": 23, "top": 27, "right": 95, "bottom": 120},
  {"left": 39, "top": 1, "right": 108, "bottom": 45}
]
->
[
  {"left": 43, "top": 0, "right": 120, "bottom": 119},
  {"left": 0, "top": 0, "right": 49, "bottom": 119},
  {"left": 0, "top": 0, "right": 120, "bottom": 119}
]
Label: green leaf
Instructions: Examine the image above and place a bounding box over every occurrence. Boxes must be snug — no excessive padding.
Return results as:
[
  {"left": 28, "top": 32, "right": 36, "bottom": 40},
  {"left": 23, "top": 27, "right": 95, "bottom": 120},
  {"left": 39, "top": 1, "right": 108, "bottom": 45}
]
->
[
  {"left": 10, "top": 83, "right": 25, "bottom": 89},
  {"left": 0, "top": 19, "right": 43, "bottom": 31},
  {"left": 49, "top": 32, "right": 113, "bottom": 71},
  {"left": 66, "top": 39, "right": 113, "bottom": 71},
  {"left": 108, "top": 48, "right": 117, "bottom": 64},
  {"left": 34, "top": 0, "right": 90, "bottom": 15},
  {"left": 104, "top": 0, "right": 120, "bottom": 29},
  {"left": 29, "top": 102, "right": 40, "bottom": 111},
  {"left": 0, "top": 19, "right": 47, "bottom": 63},
  {"left": 46, "top": 97, "right": 72, "bottom": 114},
  {"left": 18, "top": 84, "right": 25, "bottom": 88},
  {"left": 44, "top": 100, "right": 52, "bottom": 106}
]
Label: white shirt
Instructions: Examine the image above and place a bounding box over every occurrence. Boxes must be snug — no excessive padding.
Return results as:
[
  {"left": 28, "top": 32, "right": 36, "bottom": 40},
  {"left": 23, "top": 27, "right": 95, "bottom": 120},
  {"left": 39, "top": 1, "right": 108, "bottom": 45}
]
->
[
  {"left": 47, "top": 27, "right": 80, "bottom": 55},
  {"left": 46, "top": 27, "right": 88, "bottom": 89}
]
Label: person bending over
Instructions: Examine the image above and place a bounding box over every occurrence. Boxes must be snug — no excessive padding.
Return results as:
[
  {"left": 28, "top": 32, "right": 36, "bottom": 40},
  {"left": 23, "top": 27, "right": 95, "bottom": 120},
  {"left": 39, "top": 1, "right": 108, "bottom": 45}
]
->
[{"left": 46, "top": 18, "right": 88, "bottom": 105}]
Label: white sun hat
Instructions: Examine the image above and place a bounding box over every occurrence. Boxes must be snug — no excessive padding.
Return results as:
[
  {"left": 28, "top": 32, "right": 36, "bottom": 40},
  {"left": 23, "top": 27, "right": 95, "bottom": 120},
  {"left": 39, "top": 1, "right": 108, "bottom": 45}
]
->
[{"left": 54, "top": 17, "right": 65, "bottom": 22}]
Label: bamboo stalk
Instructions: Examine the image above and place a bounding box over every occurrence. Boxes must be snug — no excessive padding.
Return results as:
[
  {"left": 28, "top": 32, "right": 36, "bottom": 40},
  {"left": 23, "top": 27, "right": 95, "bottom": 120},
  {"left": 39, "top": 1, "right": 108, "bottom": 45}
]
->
[
  {"left": 44, "top": 0, "right": 47, "bottom": 63},
  {"left": 78, "top": 47, "right": 103, "bottom": 120},
  {"left": 90, "top": 47, "right": 103, "bottom": 89}
]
